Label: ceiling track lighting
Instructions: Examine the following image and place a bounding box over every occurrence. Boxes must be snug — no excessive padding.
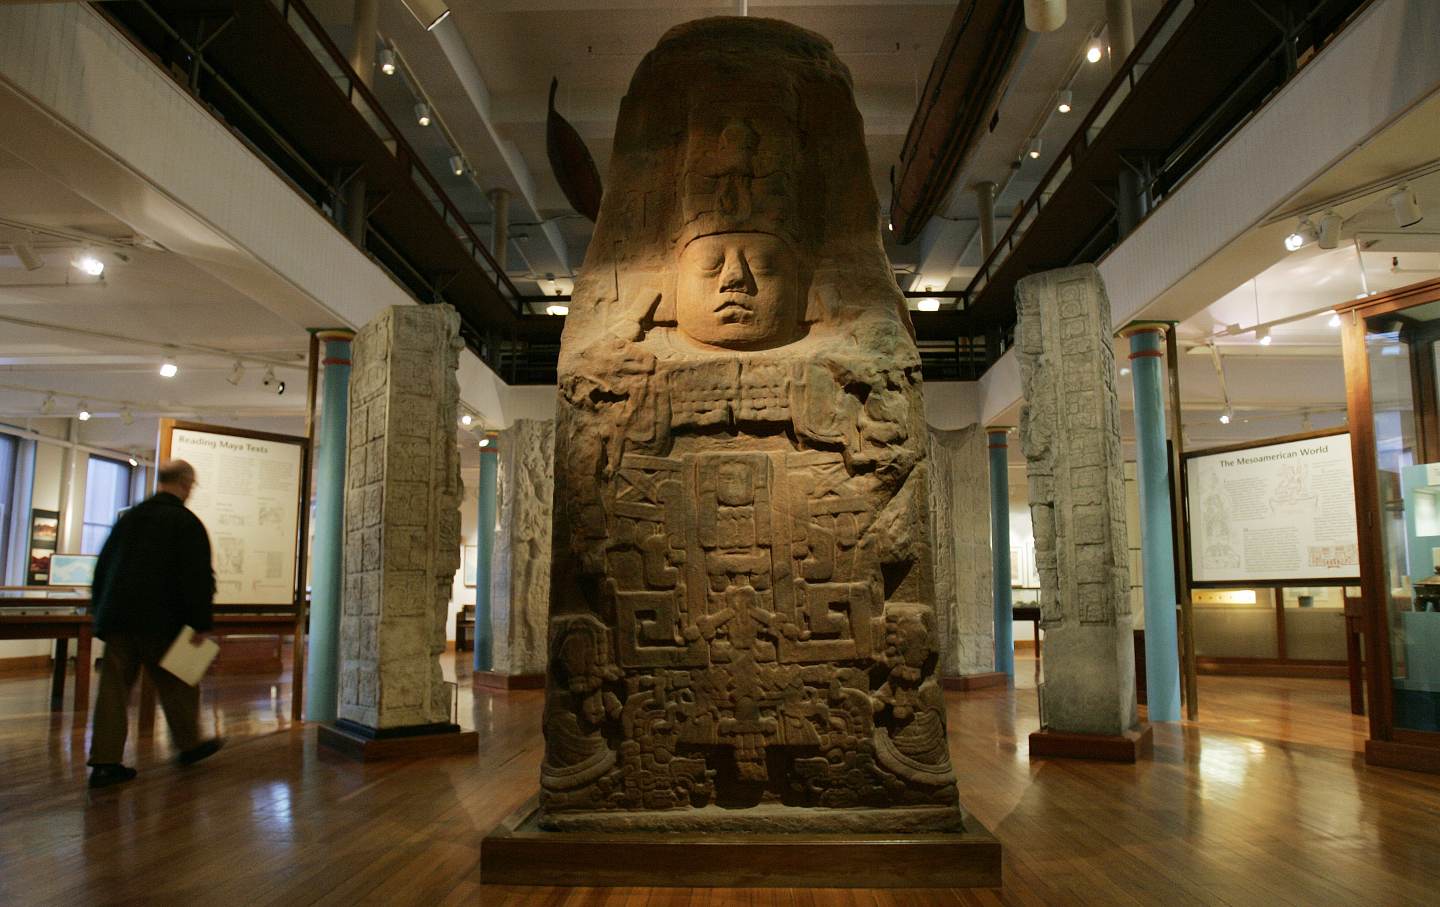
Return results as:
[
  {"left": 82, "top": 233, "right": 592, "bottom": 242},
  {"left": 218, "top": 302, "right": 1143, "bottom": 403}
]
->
[
  {"left": 448, "top": 154, "right": 468, "bottom": 177},
  {"left": 1086, "top": 41, "right": 1103, "bottom": 64},
  {"left": 1283, "top": 217, "right": 1317, "bottom": 252},
  {"left": 121, "top": 406, "right": 135, "bottom": 426},
  {"left": 1328, "top": 313, "right": 1342, "bottom": 329},
  {"left": 227, "top": 360, "right": 245, "bottom": 386},
  {"left": 460, "top": 413, "right": 474, "bottom": 426},
  {"left": 1027, "top": 137, "right": 1043, "bottom": 160},
  {"left": 415, "top": 102, "right": 432, "bottom": 127},
  {"left": 73, "top": 249, "right": 105, "bottom": 277},
  {"left": 1389, "top": 184, "right": 1424, "bottom": 228},
  {"left": 916, "top": 297, "right": 940, "bottom": 312},
  {"left": 159, "top": 355, "right": 178, "bottom": 378},
  {"left": 1316, "top": 210, "right": 1343, "bottom": 249},
  {"left": 1056, "top": 90, "right": 1073, "bottom": 114},
  {"left": 1219, "top": 406, "right": 1233, "bottom": 425},
  {"left": 128, "top": 455, "right": 139, "bottom": 468},
  {"left": 40, "top": 393, "right": 56, "bottom": 415},
  {"left": 379, "top": 47, "right": 397, "bottom": 76},
  {"left": 77, "top": 402, "right": 92, "bottom": 422},
  {"left": 1256, "top": 326, "right": 1272, "bottom": 346},
  {"left": 545, "top": 303, "right": 570, "bottom": 316},
  {"left": 13, "top": 239, "right": 43, "bottom": 271}
]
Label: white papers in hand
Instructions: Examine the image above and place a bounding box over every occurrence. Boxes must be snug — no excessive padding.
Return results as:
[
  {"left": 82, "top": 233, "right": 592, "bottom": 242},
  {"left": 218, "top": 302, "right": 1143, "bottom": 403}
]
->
[{"left": 158, "top": 626, "right": 219, "bottom": 686}]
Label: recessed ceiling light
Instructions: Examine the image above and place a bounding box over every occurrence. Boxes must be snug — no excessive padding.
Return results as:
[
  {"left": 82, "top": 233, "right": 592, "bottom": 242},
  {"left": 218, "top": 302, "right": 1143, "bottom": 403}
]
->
[
  {"left": 415, "top": 102, "right": 432, "bottom": 127},
  {"left": 1086, "top": 42, "right": 1103, "bottom": 64},
  {"left": 1056, "top": 90, "right": 1073, "bottom": 114}
]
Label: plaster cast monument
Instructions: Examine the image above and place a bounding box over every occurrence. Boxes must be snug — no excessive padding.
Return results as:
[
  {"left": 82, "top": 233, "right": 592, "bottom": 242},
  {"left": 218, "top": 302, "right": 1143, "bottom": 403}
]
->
[
  {"left": 1016, "top": 265, "right": 1145, "bottom": 754},
  {"left": 487, "top": 418, "right": 555, "bottom": 678},
  {"left": 929, "top": 426, "right": 995, "bottom": 679},
  {"left": 536, "top": 17, "right": 967, "bottom": 833},
  {"left": 336, "top": 305, "right": 465, "bottom": 739}
]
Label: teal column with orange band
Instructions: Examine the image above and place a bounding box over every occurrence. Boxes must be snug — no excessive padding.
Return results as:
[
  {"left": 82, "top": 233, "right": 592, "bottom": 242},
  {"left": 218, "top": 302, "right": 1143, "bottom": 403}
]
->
[{"left": 989, "top": 428, "right": 1015, "bottom": 678}]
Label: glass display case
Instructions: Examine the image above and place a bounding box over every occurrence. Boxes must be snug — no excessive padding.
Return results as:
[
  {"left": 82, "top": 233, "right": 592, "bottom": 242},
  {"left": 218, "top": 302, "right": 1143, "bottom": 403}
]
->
[{"left": 1338, "top": 277, "right": 1440, "bottom": 772}]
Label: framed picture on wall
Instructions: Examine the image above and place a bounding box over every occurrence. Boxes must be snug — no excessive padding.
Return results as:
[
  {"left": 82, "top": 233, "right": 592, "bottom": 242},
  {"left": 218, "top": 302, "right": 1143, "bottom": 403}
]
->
[
  {"left": 463, "top": 545, "right": 478, "bottom": 587},
  {"left": 1010, "top": 545, "right": 1024, "bottom": 587},
  {"left": 27, "top": 509, "right": 59, "bottom": 585}
]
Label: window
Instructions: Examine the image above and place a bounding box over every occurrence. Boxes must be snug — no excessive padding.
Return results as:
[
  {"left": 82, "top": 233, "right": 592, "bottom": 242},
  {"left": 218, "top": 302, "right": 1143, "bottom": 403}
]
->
[
  {"left": 82, "top": 456, "right": 133, "bottom": 555},
  {"left": 0, "top": 432, "right": 16, "bottom": 578}
]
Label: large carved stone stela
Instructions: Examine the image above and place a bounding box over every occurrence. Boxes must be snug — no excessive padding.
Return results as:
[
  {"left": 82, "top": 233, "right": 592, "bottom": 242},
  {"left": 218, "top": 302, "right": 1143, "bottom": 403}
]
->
[{"left": 540, "top": 17, "right": 960, "bottom": 831}]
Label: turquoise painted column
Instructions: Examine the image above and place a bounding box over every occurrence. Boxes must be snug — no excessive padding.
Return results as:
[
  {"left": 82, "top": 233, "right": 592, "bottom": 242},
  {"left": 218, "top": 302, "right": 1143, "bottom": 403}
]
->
[
  {"left": 988, "top": 428, "right": 1015, "bottom": 677},
  {"left": 1124, "top": 324, "right": 1181, "bottom": 722},
  {"left": 305, "top": 329, "right": 354, "bottom": 723},
  {"left": 473, "top": 432, "right": 499, "bottom": 672}
]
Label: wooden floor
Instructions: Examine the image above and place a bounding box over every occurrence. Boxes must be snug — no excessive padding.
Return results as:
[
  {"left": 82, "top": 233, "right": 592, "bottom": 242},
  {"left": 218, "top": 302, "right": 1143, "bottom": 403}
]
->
[{"left": 2, "top": 652, "right": 1439, "bottom": 906}]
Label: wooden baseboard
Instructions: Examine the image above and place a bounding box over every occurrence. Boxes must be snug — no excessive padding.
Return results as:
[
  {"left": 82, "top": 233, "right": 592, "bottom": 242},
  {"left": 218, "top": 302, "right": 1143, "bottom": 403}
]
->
[
  {"left": 472, "top": 671, "right": 545, "bottom": 691},
  {"left": 480, "top": 796, "right": 1002, "bottom": 888},
  {"left": 942, "top": 672, "right": 1009, "bottom": 691},
  {"left": 0, "top": 655, "right": 51, "bottom": 675},
  {"left": 1366, "top": 738, "right": 1440, "bottom": 775},
  {"left": 316, "top": 722, "right": 478, "bottom": 761},
  {"left": 1029, "top": 725, "right": 1153, "bottom": 763}
]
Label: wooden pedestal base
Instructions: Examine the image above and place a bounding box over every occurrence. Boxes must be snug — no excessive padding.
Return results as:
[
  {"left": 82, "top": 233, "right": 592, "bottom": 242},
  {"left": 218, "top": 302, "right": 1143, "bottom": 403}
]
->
[
  {"left": 942, "top": 672, "right": 1009, "bottom": 692},
  {"left": 472, "top": 671, "right": 545, "bottom": 691},
  {"left": 1366, "top": 738, "right": 1440, "bottom": 774},
  {"left": 316, "top": 720, "right": 478, "bottom": 761},
  {"left": 1028, "top": 724, "right": 1153, "bottom": 763},
  {"left": 481, "top": 796, "right": 1002, "bottom": 889}
]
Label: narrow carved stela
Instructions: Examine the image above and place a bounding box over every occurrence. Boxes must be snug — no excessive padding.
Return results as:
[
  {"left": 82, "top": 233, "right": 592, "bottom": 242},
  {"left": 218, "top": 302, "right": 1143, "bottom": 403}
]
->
[{"left": 538, "top": 17, "right": 965, "bottom": 833}]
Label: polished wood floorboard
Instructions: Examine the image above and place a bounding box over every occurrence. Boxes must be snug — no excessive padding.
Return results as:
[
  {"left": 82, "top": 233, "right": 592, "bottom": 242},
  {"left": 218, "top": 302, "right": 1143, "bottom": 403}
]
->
[{"left": 1, "top": 652, "right": 1437, "bottom": 906}]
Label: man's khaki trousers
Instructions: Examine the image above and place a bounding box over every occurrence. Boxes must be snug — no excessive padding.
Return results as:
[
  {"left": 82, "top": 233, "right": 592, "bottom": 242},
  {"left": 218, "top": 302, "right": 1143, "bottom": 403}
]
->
[{"left": 89, "top": 633, "right": 200, "bottom": 765}]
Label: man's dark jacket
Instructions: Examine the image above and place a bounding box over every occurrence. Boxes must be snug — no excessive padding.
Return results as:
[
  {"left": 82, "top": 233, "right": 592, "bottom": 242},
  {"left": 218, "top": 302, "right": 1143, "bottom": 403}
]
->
[{"left": 91, "top": 491, "right": 215, "bottom": 640}]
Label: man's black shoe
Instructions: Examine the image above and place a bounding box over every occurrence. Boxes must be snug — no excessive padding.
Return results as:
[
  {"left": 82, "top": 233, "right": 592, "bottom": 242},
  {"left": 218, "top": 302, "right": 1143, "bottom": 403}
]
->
[
  {"left": 88, "top": 764, "right": 138, "bottom": 789},
  {"left": 176, "top": 737, "right": 224, "bottom": 767}
]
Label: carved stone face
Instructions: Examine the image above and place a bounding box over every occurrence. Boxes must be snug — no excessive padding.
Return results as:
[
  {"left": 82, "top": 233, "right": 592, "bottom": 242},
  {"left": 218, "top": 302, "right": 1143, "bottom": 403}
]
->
[{"left": 675, "top": 232, "right": 799, "bottom": 349}]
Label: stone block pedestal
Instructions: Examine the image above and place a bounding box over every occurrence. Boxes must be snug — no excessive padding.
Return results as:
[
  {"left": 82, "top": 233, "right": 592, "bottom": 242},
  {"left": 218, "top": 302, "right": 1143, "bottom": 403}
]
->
[
  {"left": 318, "top": 720, "right": 479, "bottom": 761},
  {"left": 472, "top": 671, "right": 545, "bottom": 691},
  {"left": 481, "top": 797, "right": 1002, "bottom": 889},
  {"left": 1028, "top": 724, "right": 1153, "bottom": 763},
  {"left": 942, "top": 672, "right": 1009, "bottom": 692}
]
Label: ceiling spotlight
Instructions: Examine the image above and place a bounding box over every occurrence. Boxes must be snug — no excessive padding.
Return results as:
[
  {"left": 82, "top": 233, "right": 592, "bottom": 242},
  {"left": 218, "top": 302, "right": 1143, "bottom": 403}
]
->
[
  {"left": 1119, "top": 366, "right": 1131, "bottom": 377},
  {"left": 461, "top": 413, "right": 474, "bottom": 426},
  {"left": 40, "top": 393, "right": 56, "bottom": 415},
  {"left": 1389, "top": 184, "right": 1423, "bottom": 228},
  {"left": 227, "top": 360, "right": 245, "bottom": 386},
  {"left": 449, "top": 154, "right": 467, "bottom": 177},
  {"left": 415, "top": 102, "right": 432, "bottom": 127},
  {"left": 1329, "top": 313, "right": 1342, "bottom": 329},
  {"left": 887, "top": 220, "right": 894, "bottom": 233},
  {"left": 402, "top": 0, "right": 451, "bottom": 31},
  {"left": 546, "top": 303, "right": 570, "bottom": 316},
  {"left": 128, "top": 456, "right": 139, "bottom": 468},
  {"left": 1284, "top": 218, "right": 1317, "bottom": 252},
  {"left": 1256, "top": 326, "right": 1272, "bottom": 346},
  {"left": 276, "top": 380, "right": 286, "bottom": 396},
  {"left": 1086, "top": 41, "right": 1103, "bottom": 64},
  {"left": 77, "top": 402, "right": 92, "bottom": 422},
  {"left": 379, "top": 48, "right": 397, "bottom": 76},
  {"left": 916, "top": 297, "right": 941, "bottom": 312},
  {"left": 1219, "top": 407, "right": 1233, "bottom": 425},
  {"left": 159, "top": 356, "right": 178, "bottom": 378},
  {"left": 121, "top": 406, "right": 134, "bottom": 426},
  {"left": 13, "top": 240, "right": 43, "bottom": 271},
  {"left": 1027, "top": 137, "right": 1042, "bottom": 160},
  {"left": 1056, "top": 90, "right": 1073, "bottom": 114},
  {"left": 73, "top": 250, "right": 105, "bottom": 277},
  {"left": 1317, "top": 210, "right": 1343, "bottom": 249},
  {"left": 478, "top": 436, "right": 491, "bottom": 448}
]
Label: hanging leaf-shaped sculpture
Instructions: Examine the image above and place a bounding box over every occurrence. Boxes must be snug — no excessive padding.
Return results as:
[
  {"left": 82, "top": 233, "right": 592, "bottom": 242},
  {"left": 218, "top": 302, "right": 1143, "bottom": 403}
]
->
[{"left": 546, "top": 77, "right": 603, "bottom": 222}]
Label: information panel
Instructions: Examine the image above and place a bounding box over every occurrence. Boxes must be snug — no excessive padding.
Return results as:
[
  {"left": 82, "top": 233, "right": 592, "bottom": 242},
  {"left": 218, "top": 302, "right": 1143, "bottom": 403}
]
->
[
  {"left": 1186, "top": 432, "right": 1359, "bottom": 584},
  {"left": 166, "top": 425, "right": 304, "bottom": 604}
]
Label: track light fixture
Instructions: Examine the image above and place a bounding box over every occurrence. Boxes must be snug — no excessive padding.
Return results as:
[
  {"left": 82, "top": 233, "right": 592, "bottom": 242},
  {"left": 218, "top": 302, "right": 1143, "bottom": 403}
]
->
[
  {"left": 478, "top": 436, "right": 491, "bottom": 448},
  {"left": 1328, "top": 313, "right": 1342, "bottom": 329},
  {"left": 77, "top": 402, "right": 92, "bottom": 422},
  {"left": 1056, "top": 90, "right": 1073, "bottom": 114},
  {"left": 159, "top": 356, "right": 178, "bottom": 378},
  {"left": 262, "top": 365, "right": 278, "bottom": 391},
  {"left": 227, "top": 360, "right": 245, "bottom": 386},
  {"left": 545, "top": 303, "right": 569, "bottom": 316},
  {"left": 460, "top": 413, "right": 473, "bottom": 426},
  {"left": 73, "top": 250, "right": 105, "bottom": 277},
  {"left": 1390, "top": 184, "right": 1423, "bottom": 228},
  {"left": 1256, "top": 326, "right": 1272, "bottom": 346},
  {"left": 379, "top": 48, "right": 397, "bottom": 76},
  {"left": 1027, "top": 137, "right": 1042, "bottom": 160},
  {"left": 1119, "top": 366, "right": 1131, "bottom": 377},
  {"left": 128, "top": 456, "right": 139, "bottom": 467},
  {"left": 1316, "top": 210, "right": 1342, "bottom": 249},
  {"left": 13, "top": 239, "right": 43, "bottom": 271},
  {"left": 1284, "top": 217, "right": 1317, "bottom": 252},
  {"left": 121, "top": 406, "right": 134, "bottom": 426},
  {"left": 916, "top": 297, "right": 940, "bottom": 312},
  {"left": 1086, "top": 41, "right": 1103, "bottom": 64},
  {"left": 415, "top": 102, "right": 432, "bottom": 127},
  {"left": 1219, "top": 406, "right": 1233, "bottom": 425},
  {"left": 448, "top": 154, "right": 467, "bottom": 177},
  {"left": 40, "top": 393, "right": 56, "bottom": 415}
]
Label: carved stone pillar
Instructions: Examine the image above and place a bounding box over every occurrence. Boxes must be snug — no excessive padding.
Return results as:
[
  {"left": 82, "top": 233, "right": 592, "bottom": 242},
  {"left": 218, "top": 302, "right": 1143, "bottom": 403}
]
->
[
  {"left": 1015, "top": 264, "right": 1150, "bottom": 761},
  {"left": 929, "top": 425, "right": 1000, "bottom": 687}
]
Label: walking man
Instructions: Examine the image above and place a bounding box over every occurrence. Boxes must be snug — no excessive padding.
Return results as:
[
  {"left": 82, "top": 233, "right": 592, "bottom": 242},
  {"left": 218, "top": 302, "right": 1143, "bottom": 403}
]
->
[{"left": 87, "top": 459, "right": 223, "bottom": 789}]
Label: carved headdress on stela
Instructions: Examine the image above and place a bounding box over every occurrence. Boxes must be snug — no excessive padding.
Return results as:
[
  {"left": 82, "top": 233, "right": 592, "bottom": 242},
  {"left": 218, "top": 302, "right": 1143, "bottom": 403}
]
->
[{"left": 542, "top": 18, "right": 961, "bottom": 832}]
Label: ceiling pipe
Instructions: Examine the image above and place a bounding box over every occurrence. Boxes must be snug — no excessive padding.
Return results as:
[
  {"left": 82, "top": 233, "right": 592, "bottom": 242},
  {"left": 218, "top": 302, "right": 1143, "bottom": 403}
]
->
[{"left": 1024, "top": 0, "right": 1066, "bottom": 33}]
